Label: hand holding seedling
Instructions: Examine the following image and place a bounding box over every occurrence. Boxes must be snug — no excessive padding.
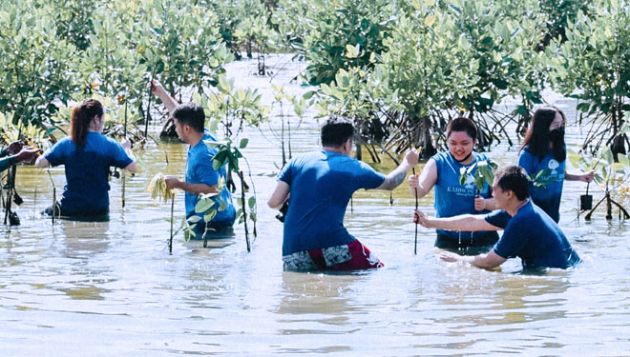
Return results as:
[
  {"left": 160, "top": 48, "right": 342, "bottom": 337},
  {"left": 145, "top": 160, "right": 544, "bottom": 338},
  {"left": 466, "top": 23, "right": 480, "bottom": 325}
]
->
[
  {"left": 5, "top": 141, "right": 24, "bottom": 155},
  {"left": 474, "top": 197, "right": 486, "bottom": 211},
  {"left": 15, "top": 147, "right": 39, "bottom": 163}
]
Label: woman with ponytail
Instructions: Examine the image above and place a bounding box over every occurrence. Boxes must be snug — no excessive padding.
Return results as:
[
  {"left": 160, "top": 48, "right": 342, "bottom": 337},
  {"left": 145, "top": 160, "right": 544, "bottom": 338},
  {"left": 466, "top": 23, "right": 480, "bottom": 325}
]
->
[{"left": 35, "top": 99, "right": 137, "bottom": 219}]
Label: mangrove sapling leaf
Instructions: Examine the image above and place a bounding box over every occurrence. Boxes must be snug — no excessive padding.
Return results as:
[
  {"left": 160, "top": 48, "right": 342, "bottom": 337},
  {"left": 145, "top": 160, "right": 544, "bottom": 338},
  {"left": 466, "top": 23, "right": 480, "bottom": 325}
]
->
[
  {"left": 184, "top": 227, "right": 196, "bottom": 242},
  {"left": 203, "top": 210, "right": 217, "bottom": 223},
  {"left": 459, "top": 159, "right": 498, "bottom": 192},
  {"left": 195, "top": 198, "right": 215, "bottom": 213},
  {"left": 529, "top": 168, "right": 554, "bottom": 188},
  {"left": 228, "top": 155, "right": 240, "bottom": 173},
  {"left": 212, "top": 149, "right": 229, "bottom": 170}
]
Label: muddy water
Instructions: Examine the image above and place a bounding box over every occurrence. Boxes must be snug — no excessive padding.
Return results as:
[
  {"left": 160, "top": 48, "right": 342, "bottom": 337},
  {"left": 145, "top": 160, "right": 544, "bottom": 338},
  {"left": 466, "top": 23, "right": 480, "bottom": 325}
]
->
[{"left": 1, "top": 55, "right": 628, "bottom": 356}]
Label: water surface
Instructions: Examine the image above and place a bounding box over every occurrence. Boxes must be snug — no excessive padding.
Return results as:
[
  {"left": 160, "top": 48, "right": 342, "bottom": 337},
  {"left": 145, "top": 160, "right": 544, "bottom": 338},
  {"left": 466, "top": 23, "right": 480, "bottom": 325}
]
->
[{"left": 1, "top": 55, "right": 628, "bottom": 356}]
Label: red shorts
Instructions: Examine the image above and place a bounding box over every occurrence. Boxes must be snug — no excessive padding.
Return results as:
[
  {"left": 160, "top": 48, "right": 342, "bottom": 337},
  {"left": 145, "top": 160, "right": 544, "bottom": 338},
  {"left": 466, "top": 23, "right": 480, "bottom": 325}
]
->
[{"left": 283, "top": 240, "right": 384, "bottom": 271}]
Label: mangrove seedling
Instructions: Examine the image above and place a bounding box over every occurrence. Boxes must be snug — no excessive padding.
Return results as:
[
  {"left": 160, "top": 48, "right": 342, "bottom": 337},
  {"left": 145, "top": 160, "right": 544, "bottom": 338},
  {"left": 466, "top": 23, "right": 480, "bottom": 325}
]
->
[
  {"left": 147, "top": 173, "right": 177, "bottom": 253},
  {"left": 570, "top": 147, "right": 630, "bottom": 220},
  {"left": 459, "top": 159, "right": 498, "bottom": 195},
  {"left": 205, "top": 138, "right": 257, "bottom": 252}
]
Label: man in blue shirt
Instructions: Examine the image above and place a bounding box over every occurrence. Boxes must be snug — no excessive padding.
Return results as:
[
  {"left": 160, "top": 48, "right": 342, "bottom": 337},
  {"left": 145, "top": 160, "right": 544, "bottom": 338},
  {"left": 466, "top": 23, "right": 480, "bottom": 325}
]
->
[
  {"left": 268, "top": 118, "right": 419, "bottom": 271},
  {"left": 414, "top": 165, "right": 581, "bottom": 270},
  {"left": 151, "top": 80, "right": 235, "bottom": 238}
]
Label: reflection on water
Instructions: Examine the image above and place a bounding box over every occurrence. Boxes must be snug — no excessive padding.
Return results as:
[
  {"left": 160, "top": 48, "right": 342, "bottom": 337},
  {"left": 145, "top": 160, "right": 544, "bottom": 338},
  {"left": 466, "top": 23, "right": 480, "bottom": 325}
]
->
[{"left": 0, "top": 56, "right": 629, "bottom": 355}]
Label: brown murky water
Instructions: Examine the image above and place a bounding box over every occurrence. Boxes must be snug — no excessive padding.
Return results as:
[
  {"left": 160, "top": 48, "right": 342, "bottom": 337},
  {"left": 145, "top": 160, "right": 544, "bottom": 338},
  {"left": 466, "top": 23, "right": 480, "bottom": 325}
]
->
[{"left": 1, "top": 56, "right": 628, "bottom": 355}]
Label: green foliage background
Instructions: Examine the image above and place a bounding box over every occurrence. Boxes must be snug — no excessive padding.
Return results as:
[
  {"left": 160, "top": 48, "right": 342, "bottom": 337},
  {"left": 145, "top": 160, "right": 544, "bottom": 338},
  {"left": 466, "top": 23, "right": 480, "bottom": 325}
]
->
[{"left": 0, "top": 0, "right": 628, "bottom": 159}]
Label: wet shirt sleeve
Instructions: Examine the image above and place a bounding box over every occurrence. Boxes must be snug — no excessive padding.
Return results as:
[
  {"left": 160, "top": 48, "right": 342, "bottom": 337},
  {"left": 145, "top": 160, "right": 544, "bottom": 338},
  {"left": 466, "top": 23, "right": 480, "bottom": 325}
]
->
[
  {"left": 355, "top": 161, "right": 385, "bottom": 190},
  {"left": 107, "top": 139, "right": 133, "bottom": 169},
  {"left": 278, "top": 160, "right": 294, "bottom": 186},
  {"left": 44, "top": 140, "right": 69, "bottom": 167},
  {"left": 518, "top": 149, "right": 536, "bottom": 176},
  {"left": 484, "top": 209, "right": 511, "bottom": 229}
]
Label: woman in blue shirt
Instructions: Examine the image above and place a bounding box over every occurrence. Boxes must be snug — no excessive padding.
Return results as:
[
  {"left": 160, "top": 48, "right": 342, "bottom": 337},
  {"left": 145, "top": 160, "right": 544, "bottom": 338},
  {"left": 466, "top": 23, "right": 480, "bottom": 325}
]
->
[
  {"left": 408, "top": 117, "right": 498, "bottom": 253},
  {"left": 518, "top": 107, "right": 593, "bottom": 222},
  {"left": 35, "top": 99, "right": 137, "bottom": 219}
]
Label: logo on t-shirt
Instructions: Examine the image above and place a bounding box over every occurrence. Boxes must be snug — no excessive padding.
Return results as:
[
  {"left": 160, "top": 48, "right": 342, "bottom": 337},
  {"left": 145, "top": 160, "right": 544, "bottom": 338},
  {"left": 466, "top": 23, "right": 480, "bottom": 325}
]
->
[
  {"left": 463, "top": 173, "right": 475, "bottom": 189},
  {"left": 548, "top": 159, "right": 560, "bottom": 178},
  {"left": 447, "top": 173, "right": 476, "bottom": 196}
]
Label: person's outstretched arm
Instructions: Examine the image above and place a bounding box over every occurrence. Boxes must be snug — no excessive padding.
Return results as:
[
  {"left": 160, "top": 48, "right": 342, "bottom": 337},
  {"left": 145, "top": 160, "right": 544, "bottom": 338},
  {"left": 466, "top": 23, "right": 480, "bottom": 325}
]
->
[
  {"left": 565, "top": 170, "right": 595, "bottom": 182},
  {"left": 413, "top": 209, "right": 500, "bottom": 232},
  {"left": 378, "top": 149, "right": 419, "bottom": 190},
  {"left": 475, "top": 197, "right": 498, "bottom": 211},
  {"left": 34, "top": 155, "right": 49, "bottom": 168},
  {"left": 0, "top": 146, "right": 38, "bottom": 171},
  {"left": 440, "top": 250, "right": 506, "bottom": 270},
  {"left": 150, "top": 80, "right": 178, "bottom": 116},
  {"left": 164, "top": 176, "right": 218, "bottom": 195},
  {"left": 120, "top": 139, "right": 138, "bottom": 174},
  {"left": 408, "top": 158, "right": 438, "bottom": 198},
  {"left": 268, "top": 181, "right": 290, "bottom": 209}
]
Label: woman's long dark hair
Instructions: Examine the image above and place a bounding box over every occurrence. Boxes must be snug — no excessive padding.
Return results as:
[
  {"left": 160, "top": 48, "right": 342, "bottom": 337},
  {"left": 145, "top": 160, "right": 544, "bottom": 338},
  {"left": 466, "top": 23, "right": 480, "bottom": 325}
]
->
[
  {"left": 70, "top": 99, "right": 103, "bottom": 149},
  {"left": 521, "top": 106, "right": 566, "bottom": 162}
]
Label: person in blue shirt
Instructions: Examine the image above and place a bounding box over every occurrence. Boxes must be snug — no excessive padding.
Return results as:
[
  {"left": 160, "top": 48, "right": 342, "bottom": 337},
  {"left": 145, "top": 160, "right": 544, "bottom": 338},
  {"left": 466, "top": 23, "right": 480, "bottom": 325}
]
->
[
  {"left": 268, "top": 118, "right": 419, "bottom": 271},
  {"left": 0, "top": 141, "right": 39, "bottom": 172},
  {"left": 414, "top": 165, "right": 581, "bottom": 270},
  {"left": 519, "top": 107, "right": 593, "bottom": 222},
  {"left": 150, "top": 80, "right": 235, "bottom": 239},
  {"left": 35, "top": 99, "right": 138, "bottom": 219},
  {"left": 408, "top": 117, "right": 498, "bottom": 254}
]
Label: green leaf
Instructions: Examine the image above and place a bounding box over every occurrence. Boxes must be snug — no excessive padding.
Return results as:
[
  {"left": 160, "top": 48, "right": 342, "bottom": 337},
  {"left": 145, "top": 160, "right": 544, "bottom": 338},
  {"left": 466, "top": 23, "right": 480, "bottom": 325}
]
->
[
  {"left": 567, "top": 150, "right": 582, "bottom": 168},
  {"left": 459, "top": 166, "right": 468, "bottom": 186},
  {"left": 195, "top": 198, "right": 215, "bottom": 213},
  {"left": 239, "top": 138, "right": 249, "bottom": 149},
  {"left": 212, "top": 149, "right": 228, "bottom": 170},
  {"left": 228, "top": 155, "right": 240, "bottom": 172},
  {"left": 303, "top": 91, "right": 315, "bottom": 100},
  {"left": 248, "top": 196, "right": 256, "bottom": 209},
  {"left": 594, "top": 174, "right": 604, "bottom": 185},
  {"left": 603, "top": 148, "right": 614, "bottom": 166},
  {"left": 345, "top": 44, "right": 360, "bottom": 59},
  {"left": 187, "top": 215, "right": 202, "bottom": 224},
  {"left": 203, "top": 210, "right": 217, "bottom": 223}
]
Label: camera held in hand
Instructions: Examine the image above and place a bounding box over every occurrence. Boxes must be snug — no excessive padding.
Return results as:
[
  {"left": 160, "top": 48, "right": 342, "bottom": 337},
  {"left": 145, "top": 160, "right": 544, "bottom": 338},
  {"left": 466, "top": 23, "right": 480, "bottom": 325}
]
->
[{"left": 275, "top": 201, "right": 289, "bottom": 223}]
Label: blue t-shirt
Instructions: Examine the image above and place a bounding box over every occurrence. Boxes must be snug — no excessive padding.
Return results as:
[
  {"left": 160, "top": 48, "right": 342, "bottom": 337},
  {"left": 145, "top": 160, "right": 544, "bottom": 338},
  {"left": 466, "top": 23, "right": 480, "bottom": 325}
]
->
[
  {"left": 44, "top": 132, "right": 133, "bottom": 216},
  {"left": 433, "top": 152, "right": 498, "bottom": 241},
  {"left": 185, "top": 134, "right": 236, "bottom": 233},
  {"left": 485, "top": 201, "right": 581, "bottom": 269},
  {"left": 278, "top": 150, "right": 385, "bottom": 256},
  {"left": 518, "top": 147, "right": 566, "bottom": 222}
]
